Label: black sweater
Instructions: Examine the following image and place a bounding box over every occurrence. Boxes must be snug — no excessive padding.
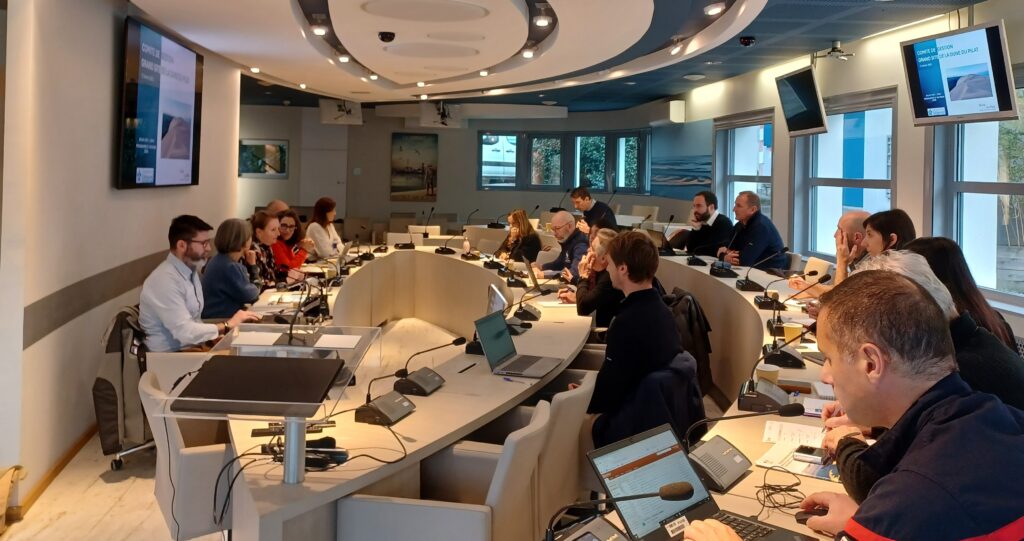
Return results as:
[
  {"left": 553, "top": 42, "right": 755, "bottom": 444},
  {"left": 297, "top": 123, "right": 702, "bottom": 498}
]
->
[
  {"left": 575, "top": 270, "right": 624, "bottom": 328},
  {"left": 684, "top": 213, "right": 734, "bottom": 256},
  {"left": 495, "top": 232, "right": 542, "bottom": 263},
  {"left": 588, "top": 288, "right": 681, "bottom": 414}
]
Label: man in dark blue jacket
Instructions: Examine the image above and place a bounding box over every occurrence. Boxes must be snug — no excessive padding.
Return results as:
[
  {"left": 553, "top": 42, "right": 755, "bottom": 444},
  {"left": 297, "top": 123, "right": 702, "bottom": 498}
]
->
[
  {"left": 683, "top": 270, "right": 1024, "bottom": 541},
  {"left": 718, "top": 191, "right": 787, "bottom": 270},
  {"left": 536, "top": 210, "right": 588, "bottom": 282}
]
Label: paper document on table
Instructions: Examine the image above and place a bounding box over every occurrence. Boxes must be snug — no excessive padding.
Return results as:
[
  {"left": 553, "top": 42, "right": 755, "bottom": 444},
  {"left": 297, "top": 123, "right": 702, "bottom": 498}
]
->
[
  {"left": 762, "top": 421, "right": 826, "bottom": 447},
  {"left": 270, "top": 292, "right": 304, "bottom": 305},
  {"left": 314, "top": 334, "right": 361, "bottom": 349},
  {"left": 233, "top": 332, "right": 283, "bottom": 347},
  {"left": 755, "top": 444, "right": 842, "bottom": 483},
  {"left": 537, "top": 301, "right": 575, "bottom": 308}
]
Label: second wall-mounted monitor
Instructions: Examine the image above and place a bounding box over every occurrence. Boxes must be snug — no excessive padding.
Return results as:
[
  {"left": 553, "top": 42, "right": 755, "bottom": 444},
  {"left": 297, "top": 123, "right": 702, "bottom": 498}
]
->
[
  {"left": 901, "top": 20, "right": 1018, "bottom": 126},
  {"left": 776, "top": 65, "right": 828, "bottom": 137}
]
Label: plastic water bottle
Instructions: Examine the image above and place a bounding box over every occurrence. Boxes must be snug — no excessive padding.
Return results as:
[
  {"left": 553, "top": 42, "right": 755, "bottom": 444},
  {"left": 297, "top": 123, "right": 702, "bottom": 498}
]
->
[{"left": 462, "top": 239, "right": 471, "bottom": 254}]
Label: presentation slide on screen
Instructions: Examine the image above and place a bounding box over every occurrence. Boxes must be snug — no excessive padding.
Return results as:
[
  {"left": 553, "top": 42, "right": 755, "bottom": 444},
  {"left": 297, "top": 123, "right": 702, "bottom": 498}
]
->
[
  {"left": 592, "top": 431, "right": 709, "bottom": 538},
  {"left": 132, "top": 25, "right": 197, "bottom": 186},
  {"left": 912, "top": 28, "right": 999, "bottom": 118}
]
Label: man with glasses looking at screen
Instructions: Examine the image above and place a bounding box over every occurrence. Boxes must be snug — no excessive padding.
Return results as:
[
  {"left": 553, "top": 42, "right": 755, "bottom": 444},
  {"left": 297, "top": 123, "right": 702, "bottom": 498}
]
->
[
  {"left": 533, "top": 210, "right": 589, "bottom": 282},
  {"left": 140, "top": 215, "right": 257, "bottom": 352}
]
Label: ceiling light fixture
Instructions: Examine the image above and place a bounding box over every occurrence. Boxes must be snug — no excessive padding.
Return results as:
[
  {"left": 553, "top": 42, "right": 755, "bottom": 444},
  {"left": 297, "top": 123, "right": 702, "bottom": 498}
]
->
[
  {"left": 420, "top": 94, "right": 429, "bottom": 100},
  {"left": 670, "top": 43, "right": 683, "bottom": 55},
  {"left": 683, "top": 74, "right": 707, "bottom": 81},
  {"left": 311, "top": 24, "right": 328, "bottom": 36},
  {"left": 338, "top": 54, "right": 351, "bottom": 63},
  {"left": 522, "top": 45, "right": 536, "bottom": 59},
  {"left": 299, "top": 83, "right": 307, "bottom": 89},
  {"left": 704, "top": 60, "right": 722, "bottom": 65},
  {"left": 703, "top": 1, "right": 726, "bottom": 16},
  {"left": 250, "top": 67, "right": 260, "bottom": 73},
  {"left": 417, "top": 81, "right": 426, "bottom": 87},
  {"left": 533, "top": 14, "right": 553, "bottom": 27},
  {"left": 360, "top": 77, "right": 368, "bottom": 82},
  {"left": 479, "top": 69, "right": 489, "bottom": 77},
  {"left": 369, "top": 73, "right": 379, "bottom": 80}
]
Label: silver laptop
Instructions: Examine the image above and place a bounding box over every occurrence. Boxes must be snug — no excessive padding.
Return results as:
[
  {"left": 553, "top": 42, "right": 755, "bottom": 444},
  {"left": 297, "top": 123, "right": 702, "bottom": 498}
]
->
[
  {"left": 522, "top": 256, "right": 559, "bottom": 293},
  {"left": 473, "top": 310, "right": 560, "bottom": 378},
  {"left": 589, "top": 425, "right": 815, "bottom": 541},
  {"left": 487, "top": 283, "right": 508, "bottom": 315}
]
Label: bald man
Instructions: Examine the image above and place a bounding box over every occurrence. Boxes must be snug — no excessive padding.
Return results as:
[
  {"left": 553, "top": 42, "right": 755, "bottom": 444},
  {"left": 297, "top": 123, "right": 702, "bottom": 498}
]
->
[
  {"left": 534, "top": 210, "right": 589, "bottom": 282},
  {"left": 789, "top": 210, "right": 871, "bottom": 295},
  {"left": 265, "top": 199, "right": 289, "bottom": 216}
]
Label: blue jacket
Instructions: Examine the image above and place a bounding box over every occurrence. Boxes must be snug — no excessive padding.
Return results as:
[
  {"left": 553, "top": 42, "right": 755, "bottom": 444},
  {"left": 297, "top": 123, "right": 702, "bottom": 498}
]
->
[
  {"left": 542, "top": 228, "right": 589, "bottom": 280},
  {"left": 201, "top": 253, "right": 260, "bottom": 319},
  {"left": 728, "top": 211, "right": 787, "bottom": 269},
  {"left": 583, "top": 200, "right": 618, "bottom": 229},
  {"left": 839, "top": 373, "right": 1024, "bottom": 540}
]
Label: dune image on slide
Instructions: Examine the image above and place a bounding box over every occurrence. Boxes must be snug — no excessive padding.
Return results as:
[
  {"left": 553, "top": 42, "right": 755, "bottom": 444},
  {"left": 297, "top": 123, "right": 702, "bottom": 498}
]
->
[
  {"left": 946, "top": 63, "right": 994, "bottom": 101},
  {"left": 160, "top": 113, "right": 192, "bottom": 159}
]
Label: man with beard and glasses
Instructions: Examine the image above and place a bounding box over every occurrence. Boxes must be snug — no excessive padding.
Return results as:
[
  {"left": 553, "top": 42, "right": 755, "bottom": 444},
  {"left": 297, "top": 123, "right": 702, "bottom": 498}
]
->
[
  {"left": 680, "top": 190, "right": 733, "bottom": 256},
  {"left": 140, "top": 215, "right": 258, "bottom": 352}
]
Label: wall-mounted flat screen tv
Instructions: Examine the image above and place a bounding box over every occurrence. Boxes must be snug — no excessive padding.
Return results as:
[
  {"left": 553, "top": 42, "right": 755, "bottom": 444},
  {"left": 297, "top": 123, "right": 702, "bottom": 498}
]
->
[
  {"left": 775, "top": 65, "right": 828, "bottom": 137},
  {"left": 117, "top": 17, "right": 203, "bottom": 189},
  {"left": 901, "top": 20, "right": 1017, "bottom": 126}
]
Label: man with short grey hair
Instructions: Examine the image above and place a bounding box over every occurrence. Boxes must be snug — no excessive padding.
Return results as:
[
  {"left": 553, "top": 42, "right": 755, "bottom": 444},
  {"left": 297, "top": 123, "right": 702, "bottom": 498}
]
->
[
  {"left": 265, "top": 199, "right": 289, "bottom": 216},
  {"left": 535, "top": 210, "right": 588, "bottom": 282}
]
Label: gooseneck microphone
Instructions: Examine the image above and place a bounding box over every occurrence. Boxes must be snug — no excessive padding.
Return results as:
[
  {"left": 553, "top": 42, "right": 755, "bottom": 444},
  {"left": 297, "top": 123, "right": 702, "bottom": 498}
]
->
[
  {"left": 756, "top": 270, "right": 818, "bottom": 310},
  {"left": 767, "top": 273, "right": 832, "bottom": 334},
  {"left": 550, "top": 188, "right": 571, "bottom": 212},
  {"left": 738, "top": 325, "right": 816, "bottom": 411},
  {"left": 359, "top": 225, "right": 378, "bottom": 259},
  {"left": 658, "top": 214, "right": 676, "bottom": 255},
  {"left": 438, "top": 209, "right": 478, "bottom": 255},
  {"left": 683, "top": 403, "right": 805, "bottom": 454},
  {"left": 735, "top": 246, "right": 790, "bottom": 291},
  {"left": 545, "top": 483, "right": 695, "bottom": 541},
  {"left": 527, "top": 204, "right": 540, "bottom": 219},
  {"left": 487, "top": 212, "right": 506, "bottom": 229},
  {"left": 422, "top": 206, "right": 435, "bottom": 238},
  {"left": 392, "top": 337, "right": 467, "bottom": 396}
]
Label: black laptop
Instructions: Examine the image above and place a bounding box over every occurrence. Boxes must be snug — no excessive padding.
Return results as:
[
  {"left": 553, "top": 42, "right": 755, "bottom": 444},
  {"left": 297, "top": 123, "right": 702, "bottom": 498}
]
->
[{"left": 588, "top": 424, "right": 816, "bottom": 541}]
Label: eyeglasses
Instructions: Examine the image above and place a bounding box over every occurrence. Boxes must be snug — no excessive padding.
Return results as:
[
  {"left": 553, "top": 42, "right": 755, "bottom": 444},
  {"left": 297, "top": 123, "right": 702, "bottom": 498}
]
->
[
  {"left": 280, "top": 224, "right": 297, "bottom": 230},
  {"left": 189, "top": 239, "right": 212, "bottom": 248}
]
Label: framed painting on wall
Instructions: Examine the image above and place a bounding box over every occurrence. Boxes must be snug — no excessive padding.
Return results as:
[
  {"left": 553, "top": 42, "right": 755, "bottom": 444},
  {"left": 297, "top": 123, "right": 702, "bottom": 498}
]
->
[
  {"left": 239, "top": 139, "right": 288, "bottom": 179},
  {"left": 390, "top": 133, "right": 438, "bottom": 202}
]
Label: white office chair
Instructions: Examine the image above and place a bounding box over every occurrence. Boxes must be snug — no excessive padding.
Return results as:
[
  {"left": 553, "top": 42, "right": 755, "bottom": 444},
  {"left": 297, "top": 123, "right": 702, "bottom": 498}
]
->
[
  {"left": 535, "top": 249, "right": 560, "bottom": 267},
  {"left": 803, "top": 256, "right": 833, "bottom": 279},
  {"left": 464, "top": 371, "right": 597, "bottom": 539},
  {"left": 529, "top": 218, "right": 540, "bottom": 230},
  {"left": 538, "top": 232, "right": 560, "bottom": 251},
  {"left": 631, "top": 204, "right": 660, "bottom": 222},
  {"left": 138, "top": 372, "right": 234, "bottom": 540},
  {"left": 336, "top": 401, "right": 551, "bottom": 541},
  {"left": 787, "top": 252, "right": 802, "bottom": 272},
  {"left": 408, "top": 225, "right": 442, "bottom": 236}
]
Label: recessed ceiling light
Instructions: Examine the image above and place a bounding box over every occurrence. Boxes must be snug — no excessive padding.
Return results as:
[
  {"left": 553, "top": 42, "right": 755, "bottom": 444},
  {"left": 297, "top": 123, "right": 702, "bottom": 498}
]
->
[
  {"left": 417, "top": 81, "right": 426, "bottom": 87},
  {"left": 703, "top": 2, "right": 726, "bottom": 16},
  {"left": 683, "top": 74, "right": 707, "bottom": 81},
  {"left": 420, "top": 94, "right": 429, "bottom": 100},
  {"left": 360, "top": 77, "right": 368, "bottom": 82},
  {"left": 522, "top": 47, "right": 536, "bottom": 59},
  {"left": 479, "top": 69, "right": 489, "bottom": 77},
  {"left": 250, "top": 67, "right": 260, "bottom": 73},
  {"left": 299, "top": 83, "right": 307, "bottom": 89},
  {"left": 624, "top": 81, "right": 637, "bottom": 85},
  {"left": 670, "top": 43, "right": 683, "bottom": 55},
  {"left": 369, "top": 73, "right": 379, "bottom": 80},
  {"left": 704, "top": 60, "right": 722, "bottom": 65},
  {"left": 542, "top": 100, "right": 557, "bottom": 105},
  {"left": 338, "top": 54, "right": 351, "bottom": 63},
  {"left": 533, "top": 14, "right": 553, "bottom": 27},
  {"left": 311, "top": 24, "right": 328, "bottom": 36}
]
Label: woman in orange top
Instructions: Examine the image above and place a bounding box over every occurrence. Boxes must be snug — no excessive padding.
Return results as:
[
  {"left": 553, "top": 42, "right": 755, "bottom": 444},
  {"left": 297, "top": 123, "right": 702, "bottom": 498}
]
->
[{"left": 271, "top": 209, "right": 313, "bottom": 274}]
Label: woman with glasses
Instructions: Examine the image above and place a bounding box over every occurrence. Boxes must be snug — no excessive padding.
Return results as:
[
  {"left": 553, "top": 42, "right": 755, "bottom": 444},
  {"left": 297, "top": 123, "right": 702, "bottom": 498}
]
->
[
  {"left": 250, "top": 210, "right": 281, "bottom": 286},
  {"left": 307, "top": 197, "right": 342, "bottom": 259},
  {"left": 201, "top": 218, "right": 261, "bottom": 319},
  {"left": 272, "top": 209, "right": 314, "bottom": 274}
]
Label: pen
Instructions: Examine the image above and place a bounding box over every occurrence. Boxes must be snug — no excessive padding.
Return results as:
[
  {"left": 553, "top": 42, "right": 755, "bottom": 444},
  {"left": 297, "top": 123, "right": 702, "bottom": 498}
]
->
[
  {"left": 458, "top": 363, "right": 476, "bottom": 374},
  {"left": 502, "top": 377, "right": 527, "bottom": 385}
]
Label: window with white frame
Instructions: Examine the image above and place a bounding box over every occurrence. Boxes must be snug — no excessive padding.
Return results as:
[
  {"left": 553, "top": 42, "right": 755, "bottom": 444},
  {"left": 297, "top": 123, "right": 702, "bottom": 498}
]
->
[
  {"left": 933, "top": 80, "right": 1024, "bottom": 301},
  {"left": 792, "top": 89, "right": 896, "bottom": 258},
  {"left": 716, "top": 112, "right": 774, "bottom": 219}
]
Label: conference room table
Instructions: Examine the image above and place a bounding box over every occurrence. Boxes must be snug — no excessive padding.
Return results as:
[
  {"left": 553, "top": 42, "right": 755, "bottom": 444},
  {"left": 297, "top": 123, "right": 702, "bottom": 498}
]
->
[{"left": 149, "top": 245, "right": 839, "bottom": 541}]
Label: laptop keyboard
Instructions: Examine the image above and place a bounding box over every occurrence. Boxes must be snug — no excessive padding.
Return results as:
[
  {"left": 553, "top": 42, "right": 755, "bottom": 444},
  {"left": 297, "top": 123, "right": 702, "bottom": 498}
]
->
[
  {"left": 503, "top": 355, "right": 543, "bottom": 372},
  {"left": 711, "top": 512, "right": 773, "bottom": 540}
]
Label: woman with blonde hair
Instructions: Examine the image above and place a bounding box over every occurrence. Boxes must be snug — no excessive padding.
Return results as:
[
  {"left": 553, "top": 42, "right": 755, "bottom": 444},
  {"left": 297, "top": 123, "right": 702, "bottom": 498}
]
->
[{"left": 495, "top": 208, "right": 541, "bottom": 263}]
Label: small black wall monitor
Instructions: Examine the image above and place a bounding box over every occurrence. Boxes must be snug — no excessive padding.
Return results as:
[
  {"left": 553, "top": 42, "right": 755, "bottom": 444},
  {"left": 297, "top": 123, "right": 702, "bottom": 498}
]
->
[
  {"left": 776, "top": 65, "right": 828, "bottom": 137},
  {"left": 901, "top": 20, "right": 1017, "bottom": 126},
  {"left": 117, "top": 17, "right": 204, "bottom": 189}
]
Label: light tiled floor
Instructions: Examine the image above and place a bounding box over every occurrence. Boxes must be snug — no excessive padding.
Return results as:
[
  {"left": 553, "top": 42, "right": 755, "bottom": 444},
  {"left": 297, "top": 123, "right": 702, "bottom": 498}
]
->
[{"left": 3, "top": 435, "right": 220, "bottom": 541}]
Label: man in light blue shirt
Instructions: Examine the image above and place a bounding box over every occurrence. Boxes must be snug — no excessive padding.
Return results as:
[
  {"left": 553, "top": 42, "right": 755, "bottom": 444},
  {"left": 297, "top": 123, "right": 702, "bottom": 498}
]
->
[{"left": 140, "top": 215, "right": 257, "bottom": 352}]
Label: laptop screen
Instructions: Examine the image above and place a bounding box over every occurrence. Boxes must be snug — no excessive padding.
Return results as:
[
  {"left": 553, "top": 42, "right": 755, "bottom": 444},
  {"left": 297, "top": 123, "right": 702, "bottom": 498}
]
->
[
  {"left": 589, "top": 426, "right": 711, "bottom": 539},
  {"left": 487, "top": 284, "right": 508, "bottom": 315},
  {"left": 474, "top": 310, "right": 516, "bottom": 368},
  {"left": 522, "top": 256, "right": 541, "bottom": 288}
]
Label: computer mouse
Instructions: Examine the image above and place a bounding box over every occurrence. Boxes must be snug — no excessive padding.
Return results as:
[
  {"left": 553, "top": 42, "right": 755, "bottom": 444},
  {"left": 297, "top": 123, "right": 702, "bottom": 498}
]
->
[{"left": 795, "top": 507, "right": 828, "bottom": 525}]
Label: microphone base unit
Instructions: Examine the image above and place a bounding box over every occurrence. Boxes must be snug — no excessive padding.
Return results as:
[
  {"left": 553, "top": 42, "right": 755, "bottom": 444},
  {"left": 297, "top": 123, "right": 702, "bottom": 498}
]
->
[
  {"left": 766, "top": 318, "right": 786, "bottom": 336},
  {"left": 422, "top": 232, "right": 430, "bottom": 238},
  {"left": 434, "top": 247, "right": 457, "bottom": 255},
  {"left": 548, "top": 206, "right": 566, "bottom": 212},
  {"left": 354, "top": 391, "right": 416, "bottom": 426},
  {"left": 754, "top": 295, "right": 786, "bottom": 311},
  {"left": 737, "top": 380, "right": 789, "bottom": 412},
  {"left": 486, "top": 222, "right": 506, "bottom": 229},
  {"left": 735, "top": 278, "right": 764, "bottom": 292},
  {"left": 359, "top": 252, "right": 376, "bottom": 260},
  {"left": 465, "top": 339, "right": 485, "bottom": 356},
  {"left": 393, "top": 243, "right": 416, "bottom": 250},
  {"left": 709, "top": 264, "right": 739, "bottom": 279},
  {"left": 762, "top": 344, "right": 805, "bottom": 369},
  {"left": 686, "top": 255, "right": 708, "bottom": 267},
  {"left": 372, "top": 245, "right": 388, "bottom": 254},
  {"left": 659, "top": 247, "right": 676, "bottom": 257},
  {"left": 506, "top": 277, "right": 528, "bottom": 288},
  {"left": 514, "top": 304, "right": 542, "bottom": 322},
  {"left": 483, "top": 260, "right": 504, "bottom": 270},
  {"left": 393, "top": 367, "right": 445, "bottom": 396},
  {"left": 460, "top": 252, "right": 481, "bottom": 261}
]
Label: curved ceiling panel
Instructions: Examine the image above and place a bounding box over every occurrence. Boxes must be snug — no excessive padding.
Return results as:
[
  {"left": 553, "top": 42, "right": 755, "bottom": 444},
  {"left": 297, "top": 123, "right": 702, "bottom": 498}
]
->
[{"left": 330, "top": 0, "right": 528, "bottom": 84}]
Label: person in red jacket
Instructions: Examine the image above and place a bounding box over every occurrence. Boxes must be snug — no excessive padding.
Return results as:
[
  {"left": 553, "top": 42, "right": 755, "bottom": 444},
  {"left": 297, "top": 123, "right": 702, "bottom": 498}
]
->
[{"left": 271, "top": 209, "right": 313, "bottom": 275}]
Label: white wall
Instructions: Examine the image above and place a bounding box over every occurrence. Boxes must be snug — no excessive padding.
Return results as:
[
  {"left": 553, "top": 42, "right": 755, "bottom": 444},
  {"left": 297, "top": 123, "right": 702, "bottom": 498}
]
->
[{"left": 1, "top": 0, "right": 240, "bottom": 500}]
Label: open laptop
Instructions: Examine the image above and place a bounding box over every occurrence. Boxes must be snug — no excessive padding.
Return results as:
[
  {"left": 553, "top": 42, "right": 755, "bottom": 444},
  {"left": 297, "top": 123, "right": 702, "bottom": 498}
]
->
[
  {"left": 487, "top": 283, "right": 508, "bottom": 315},
  {"left": 473, "top": 310, "right": 560, "bottom": 378},
  {"left": 522, "top": 256, "right": 560, "bottom": 293},
  {"left": 588, "top": 425, "right": 815, "bottom": 541}
]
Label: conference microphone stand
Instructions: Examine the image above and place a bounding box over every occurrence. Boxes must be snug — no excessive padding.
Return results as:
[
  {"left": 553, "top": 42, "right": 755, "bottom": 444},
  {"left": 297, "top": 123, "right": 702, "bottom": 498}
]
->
[
  {"left": 683, "top": 403, "right": 806, "bottom": 454},
  {"left": 767, "top": 273, "right": 831, "bottom": 335},
  {"left": 755, "top": 270, "right": 818, "bottom": 310},
  {"left": 737, "top": 326, "right": 815, "bottom": 411},
  {"left": 735, "top": 246, "right": 790, "bottom": 291},
  {"left": 658, "top": 214, "right": 676, "bottom": 256},
  {"left": 422, "top": 206, "right": 435, "bottom": 238},
  {"left": 393, "top": 337, "right": 467, "bottom": 396},
  {"left": 544, "top": 483, "right": 694, "bottom": 541}
]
